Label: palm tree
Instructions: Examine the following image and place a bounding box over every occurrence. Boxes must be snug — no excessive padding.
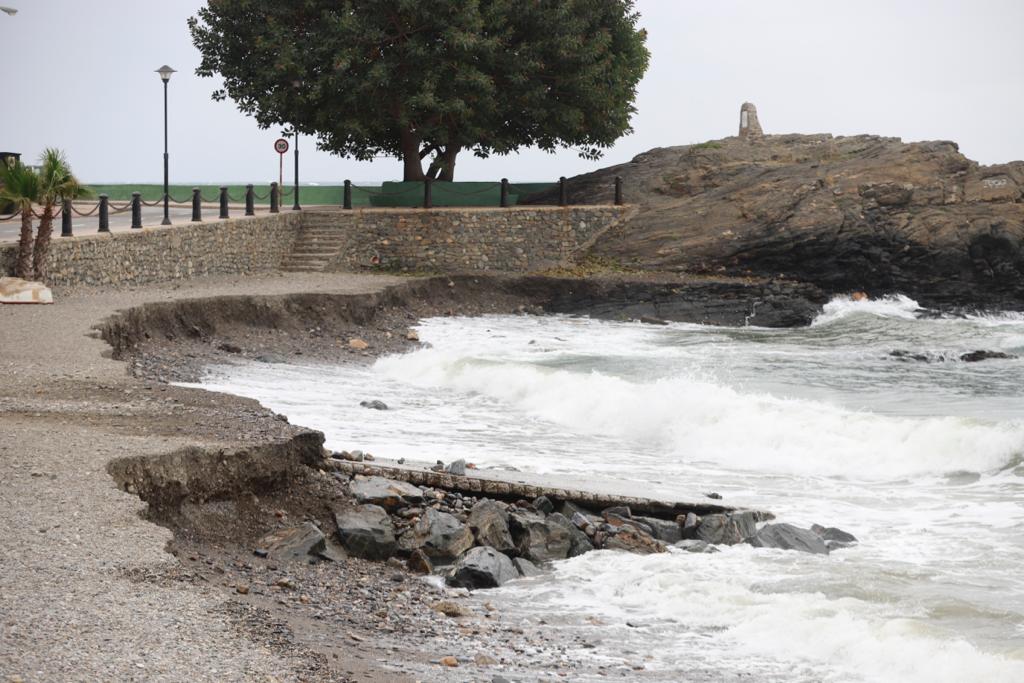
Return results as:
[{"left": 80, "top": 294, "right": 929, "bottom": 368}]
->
[
  {"left": 0, "top": 159, "right": 40, "bottom": 280},
  {"left": 34, "top": 148, "right": 90, "bottom": 282}
]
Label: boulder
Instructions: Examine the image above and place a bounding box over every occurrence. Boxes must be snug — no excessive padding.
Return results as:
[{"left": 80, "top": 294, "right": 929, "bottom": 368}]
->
[
  {"left": 513, "top": 557, "right": 543, "bottom": 577},
  {"left": 747, "top": 523, "right": 829, "bottom": 555},
  {"left": 603, "top": 526, "right": 666, "bottom": 554},
  {"left": 811, "top": 524, "right": 858, "bottom": 544},
  {"left": 680, "top": 512, "right": 701, "bottom": 539},
  {"left": 532, "top": 496, "right": 555, "bottom": 514},
  {"left": 334, "top": 505, "right": 397, "bottom": 560},
  {"left": 445, "top": 459, "right": 467, "bottom": 476},
  {"left": 467, "top": 499, "right": 515, "bottom": 553},
  {"left": 359, "top": 399, "right": 388, "bottom": 410},
  {"left": 406, "top": 548, "right": 434, "bottom": 574},
  {"left": 508, "top": 509, "right": 572, "bottom": 563},
  {"left": 256, "top": 522, "right": 326, "bottom": 562},
  {"left": 635, "top": 515, "right": 683, "bottom": 544},
  {"left": 410, "top": 508, "right": 474, "bottom": 562},
  {"left": 547, "top": 512, "right": 594, "bottom": 557},
  {"left": 674, "top": 539, "right": 718, "bottom": 554},
  {"left": 695, "top": 511, "right": 759, "bottom": 545},
  {"left": 447, "top": 547, "right": 518, "bottom": 589},
  {"left": 0, "top": 277, "right": 53, "bottom": 305},
  {"left": 960, "top": 350, "right": 1016, "bottom": 363},
  {"left": 349, "top": 475, "right": 423, "bottom": 510}
]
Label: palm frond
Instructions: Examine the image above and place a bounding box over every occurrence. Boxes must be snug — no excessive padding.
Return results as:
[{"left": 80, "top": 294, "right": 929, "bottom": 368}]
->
[
  {"left": 37, "top": 147, "right": 90, "bottom": 201},
  {"left": 0, "top": 159, "right": 41, "bottom": 210}
]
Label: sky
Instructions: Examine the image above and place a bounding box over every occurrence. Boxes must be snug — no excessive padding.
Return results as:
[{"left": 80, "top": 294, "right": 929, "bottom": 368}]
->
[{"left": 1, "top": 0, "right": 1022, "bottom": 183}]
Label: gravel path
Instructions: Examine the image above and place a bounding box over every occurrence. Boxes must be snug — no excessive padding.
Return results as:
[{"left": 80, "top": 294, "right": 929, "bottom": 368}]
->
[{"left": 0, "top": 273, "right": 407, "bottom": 682}]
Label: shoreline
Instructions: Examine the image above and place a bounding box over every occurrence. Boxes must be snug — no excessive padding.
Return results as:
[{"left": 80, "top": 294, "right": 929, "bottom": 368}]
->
[{"left": 2, "top": 270, "right": 819, "bottom": 681}]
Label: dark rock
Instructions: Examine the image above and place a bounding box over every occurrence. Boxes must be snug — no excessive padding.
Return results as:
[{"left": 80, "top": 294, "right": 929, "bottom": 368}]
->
[
  {"left": 602, "top": 505, "right": 631, "bottom": 519},
  {"left": 334, "top": 505, "right": 397, "bottom": 561},
  {"left": 359, "top": 399, "right": 389, "bottom": 410},
  {"left": 256, "top": 522, "right": 326, "bottom": 562},
  {"left": 508, "top": 509, "right": 572, "bottom": 563},
  {"left": 447, "top": 546, "right": 518, "bottom": 589},
  {"left": 217, "top": 342, "right": 242, "bottom": 354},
  {"left": 890, "top": 349, "right": 932, "bottom": 363},
  {"left": 407, "top": 548, "right": 434, "bottom": 574},
  {"left": 513, "top": 557, "right": 543, "bottom": 577},
  {"left": 316, "top": 541, "right": 348, "bottom": 562},
  {"left": 547, "top": 512, "right": 594, "bottom": 557},
  {"left": 695, "top": 511, "right": 759, "bottom": 545},
  {"left": 811, "top": 524, "right": 858, "bottom": 544},
  {"left": 635, "top": 515, "right": 683, "bottom": 544},
  {"left": 747, "top": 523, "right": 829, "bottom": 555},
  {"left": 559, "top": 500, "right": 600, "bottom": 523},
  {"left": 445, "top": 459, "right": 467, "bottom": 476},
  {"left": 960, "top": 350, "right": 1016, "bottom": 362},
  {"left": 638, "top": 315, "right": 669, "bottom": 325},
  {"left": 680, "top": 512, "right": 701, "bottom": 539},
  {"left": 349, "top": 475, "right": 423, "bottom": 510},
  {"left": 705, "top": 492, "right": 723, "bottom": 500},
  {"left": 532, "top": 495, "right": 555, "bottom": 514},
  {"left": 410, "top": 508, "right": 475, "bottom": 562},
  {"left": 467, "top": 499, "right": 515, "bottom": 553}
]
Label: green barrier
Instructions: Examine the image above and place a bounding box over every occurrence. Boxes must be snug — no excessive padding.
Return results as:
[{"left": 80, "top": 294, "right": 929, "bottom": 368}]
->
[
  {"left": 85, "top": 184, "right": 374, "bottom": 206},
  {"left": 364, "top": 181, "right": 557, "bottom": 207}
]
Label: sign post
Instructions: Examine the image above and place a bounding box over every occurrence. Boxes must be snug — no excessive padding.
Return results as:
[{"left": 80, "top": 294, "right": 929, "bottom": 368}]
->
[{"left": 274, "top": 138, "right": 289, "bottom": 197}]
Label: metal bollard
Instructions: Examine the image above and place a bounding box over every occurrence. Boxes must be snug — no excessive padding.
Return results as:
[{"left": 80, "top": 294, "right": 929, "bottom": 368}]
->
[
  {"left": 558, "top": 176, "right": 567, "bottom": 206},
  {"left": 500, "top": 178, "right": 509, "bottom": 208},
  {"left": 424, "top": 178, "right": 433, "bottom": 209},
  {"left": 98, "top": 195, "right": 110, "bottom": 233},
  {"left": 270, "top": 182, "right": 279, "bottom": 213},
  {"left": 343, "top": 180, "right": 352, "bottom": 210},
  {"left": 614, "top": 176, "right": 623, "bottom": 206},
  {"left": 191, "top": 188, "right": 202, "bottom": 222},
  {"left": 219, "top": 186, "right": 229, "bottom": 219},
  {"left": 245, "top": 185, "right": 255, "bottom": 216},
  {"left": 131, "top": 192, "right": 142, "bottom": 228},
  {"left": 61, "top": 199, "right": 73, "bottom": 237}
]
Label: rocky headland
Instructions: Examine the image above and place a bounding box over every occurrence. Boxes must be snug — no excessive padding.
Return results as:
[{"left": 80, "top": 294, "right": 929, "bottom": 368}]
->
[{"left": 532, "top": 117, "right": 1024, "bottom": 310}]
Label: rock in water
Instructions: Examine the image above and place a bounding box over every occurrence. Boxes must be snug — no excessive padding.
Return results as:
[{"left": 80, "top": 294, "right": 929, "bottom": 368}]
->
[
  {"left": 695, "top": 511, "right": 759, "bottom": 545},
  {"left": 410, "top": 508, "right": 475, "bottom": 562},
  {"left": 334, "top": 504, "right": 397, "bottom": 560},
  {"left": 467, "top": 499, "right": 515, "bottom": 553},
  {"left": 445, "top": 459, "right": 467, "bottom": 476},
  {"left": 447, "top": 547, "right": 518, "bottom": 589},
  {"left": 747, "top": 523, "right": 829, "bottom": 555},
  {"left": 513, "top": 557, "right": 543, "bottom": 577},
  {"left": 635, "top": 515, "right": 683, "bottom": 544},
  {"left": 811, "top": 524, "right": 858, "bottom": 544},
  {"left": 508, "top": 509, "right": 572, "bottom": 563},
  {"left": 547, "top": 512, "right": 594, "bottom": 557},
  {"left": 960, "top": 350, "right": 1016, "bottom": 362},
  {"left": 349, "top": 475, "right": 423, "bottom": 510},
  {"left": 604, "top": 526, "right": 666, "bottom": 554},
  {"left": 256, "top": 522, "right": 326, "bottom": 561},
  {"left": 0, "top": 277, "right": 53, "bottom": 305},
  {"left": 359, "top": 399, "right": 388, "bottom": 410}
]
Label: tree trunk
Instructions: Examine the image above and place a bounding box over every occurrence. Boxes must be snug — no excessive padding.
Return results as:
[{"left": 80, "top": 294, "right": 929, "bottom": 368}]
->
[
  {"left": 438, "top": 145, "right": 461, "bottom": 182},
  {"left": 400, "top": 128, "right": 425, "bottom": 181},
  {"left": 33, "top": 204, "right": 53, "bottom": 282},
  {"left": 15, "top": 209, "right": 33, "bottom": 280}
]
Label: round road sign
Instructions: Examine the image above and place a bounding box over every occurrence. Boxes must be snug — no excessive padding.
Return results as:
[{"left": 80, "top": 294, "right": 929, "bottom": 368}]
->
[{"left": 274, "top": 138, "right": 290, "bottom": 154}]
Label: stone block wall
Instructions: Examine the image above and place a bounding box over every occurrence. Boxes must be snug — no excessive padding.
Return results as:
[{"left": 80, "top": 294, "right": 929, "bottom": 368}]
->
[
  {"left": 304, "top": 206, "right": 632, "bottom": 272},
  {"left": 0, "top": 213, "right": 302, "bottom": 288}
]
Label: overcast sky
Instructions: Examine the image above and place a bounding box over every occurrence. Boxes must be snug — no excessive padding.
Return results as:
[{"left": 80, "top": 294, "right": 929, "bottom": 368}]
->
[{"left": 2, "top": 1, "right": 1022, "bottom": 183}]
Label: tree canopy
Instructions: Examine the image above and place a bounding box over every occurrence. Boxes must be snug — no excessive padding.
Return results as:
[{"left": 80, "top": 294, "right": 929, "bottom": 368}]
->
[{"left": 189, "top": 0, "right": 649, "bottom": 180}]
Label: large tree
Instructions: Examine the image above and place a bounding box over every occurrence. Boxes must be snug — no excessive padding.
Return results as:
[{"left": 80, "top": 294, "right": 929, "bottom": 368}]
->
[{"left": 189, "top": 0, "right": 649, "bottom": 181}]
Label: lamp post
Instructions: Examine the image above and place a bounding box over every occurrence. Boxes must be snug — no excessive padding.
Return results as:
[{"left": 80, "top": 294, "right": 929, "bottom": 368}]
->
[
  {"left": 0, "top": 7, "right": 17, "bottom": 16},
  {"left": 156, "top": 65, "right": 175, "bottom": 225},
  {"left": 291, "top": 79, "right": 302, "bottom": 211}
]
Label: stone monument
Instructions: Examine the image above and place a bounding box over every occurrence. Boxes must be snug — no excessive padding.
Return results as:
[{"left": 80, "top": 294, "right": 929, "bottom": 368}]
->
[{"left": 739, "top": 102, "right": 763, "bottom": 139}]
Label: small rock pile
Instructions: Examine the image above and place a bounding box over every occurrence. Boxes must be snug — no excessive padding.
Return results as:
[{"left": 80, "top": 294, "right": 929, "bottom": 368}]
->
[{"left": 256, "top": 474, "right": 858, "bottom": 591}]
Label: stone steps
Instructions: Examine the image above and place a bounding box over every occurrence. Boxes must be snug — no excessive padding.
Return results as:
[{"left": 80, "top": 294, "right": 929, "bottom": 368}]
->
[{"left": 281, "top": 222, "right": 348, "bottom": 272}]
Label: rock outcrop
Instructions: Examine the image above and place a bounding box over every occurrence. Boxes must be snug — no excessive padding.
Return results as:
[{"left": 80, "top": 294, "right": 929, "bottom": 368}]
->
[{"left": 534, "top": 125, "right": 1024, "bottom": 309}]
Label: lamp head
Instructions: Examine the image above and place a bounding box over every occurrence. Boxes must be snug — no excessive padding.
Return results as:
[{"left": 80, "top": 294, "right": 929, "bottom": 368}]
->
[
  {"left": 155, "top": 65, "right": 176, "bottom": 83},
  {"left": 0, "top": 7, "right": 18, "bottom": 16}
]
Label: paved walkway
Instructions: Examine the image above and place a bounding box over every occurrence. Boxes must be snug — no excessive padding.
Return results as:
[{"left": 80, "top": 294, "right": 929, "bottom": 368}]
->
[{"left": 0, "top": 272, "right": 404, "bottom": 682}]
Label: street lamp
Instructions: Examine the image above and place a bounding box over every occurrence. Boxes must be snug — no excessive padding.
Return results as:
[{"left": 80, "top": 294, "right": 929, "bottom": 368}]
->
[
  {"left": 156, "top": 65, "right": 176, "bottom": 225},
  {"left": 291, "top": 79, "right": 302, "bottom": 211},
  {"left": 0, "top": 7, "right": 17, "bottom": 16}
]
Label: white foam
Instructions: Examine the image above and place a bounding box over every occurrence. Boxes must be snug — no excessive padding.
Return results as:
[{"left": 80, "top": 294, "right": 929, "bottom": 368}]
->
[
  {"left": 812, "top": 294, "right": 922, "bottom": 326},
  {"left": 375, "top": 350, "right": 1024, "bottom": 479}
]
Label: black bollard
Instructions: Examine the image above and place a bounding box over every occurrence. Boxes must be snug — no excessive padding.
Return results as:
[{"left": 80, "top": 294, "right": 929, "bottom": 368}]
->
[
  {"left": 270, "top": 182, "right": 279, "bottom": 213},
  {"left": 61, "top": 199, "right": 73, "bottom": 237},
  {"left": 343, "top": 180, "right": 352, "bottom": 210},
  {"left": 131, "top": 192, "right": 142, "bottom": 228},
  {"left": 558, "top": 176, "right": 567, "bottom": 206},
  {"left": 424, "top": 178, "right": 433, "bottom": 209},
  {"left": 245, "top": 185, "right": 255, "bottom": 216},
  {"left": 98, "top": 195, "right": 110, "bottom": 233},
  {"left": 614, "top": 176, "right": 623, "bottom": 206},
  {"left": 500, "top": 178, "right": 509, "bottom": 208},
  {"left": 191, "top": 188, "right": 202, "bottom": 222},
  {"left": 219, "top": 186, "right": 229, "bottom": 219}
]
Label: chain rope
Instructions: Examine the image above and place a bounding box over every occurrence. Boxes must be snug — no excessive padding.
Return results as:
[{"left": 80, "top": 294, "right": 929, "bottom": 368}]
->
[{"left": 0, "top": 208, "right": 22, "bottom": 222}]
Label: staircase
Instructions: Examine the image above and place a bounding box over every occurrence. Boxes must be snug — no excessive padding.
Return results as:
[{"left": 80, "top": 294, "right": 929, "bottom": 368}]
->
[{"left": 280, "top": 213, "right": 347, "bottom": 273}]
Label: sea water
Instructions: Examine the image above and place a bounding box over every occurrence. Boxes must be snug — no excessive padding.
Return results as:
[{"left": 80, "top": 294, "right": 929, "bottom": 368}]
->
[{"left": 195, "top": 296, "right": 1024, "bottom": 682}]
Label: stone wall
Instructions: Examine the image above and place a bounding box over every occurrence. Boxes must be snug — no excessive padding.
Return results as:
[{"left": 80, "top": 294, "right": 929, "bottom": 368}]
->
[
  {"left": 303, "top": 206, "right": 633, "bottom": 272},
  {"left": 0, "top": 213, "right": 302, "bottom": 288}
]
